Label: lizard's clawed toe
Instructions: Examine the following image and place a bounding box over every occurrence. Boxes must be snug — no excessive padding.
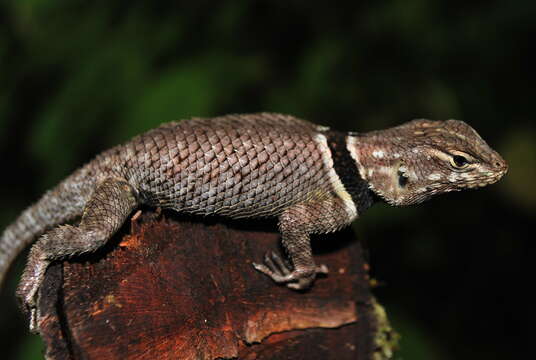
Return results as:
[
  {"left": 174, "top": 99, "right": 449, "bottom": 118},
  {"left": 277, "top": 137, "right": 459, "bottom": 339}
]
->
[
  {"left": 316, "top": 264, "right": 329, "bottom": 274},
  {"left": 17, "top": 287, "right": 40, "bottom": 334},
  {"left": 28, "top": 307, "right": 40, "bottom": 334},
  {"left": 252, "top": 251, "right": 328, "bottom": 290},
  {"left": 263, "top": 251, "right": 292, "bottom": 276}
]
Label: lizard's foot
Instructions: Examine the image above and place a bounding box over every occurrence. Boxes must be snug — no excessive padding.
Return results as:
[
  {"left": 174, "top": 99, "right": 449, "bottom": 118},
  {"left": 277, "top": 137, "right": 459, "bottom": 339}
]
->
[
  {"left": 252, "top": 251, "right": 328, "bottom": 290},
  {"left": 16, "top": 256, "right": 50, "bottom": 334},
  {"left": 16, "top": 280, "right": 41, "bottom": 334}
]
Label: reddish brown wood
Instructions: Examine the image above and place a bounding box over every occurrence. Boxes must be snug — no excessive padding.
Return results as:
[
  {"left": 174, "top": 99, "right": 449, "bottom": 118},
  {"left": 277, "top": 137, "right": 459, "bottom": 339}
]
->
[{"left": 37, "top": 210, "right": 384, "bottom": 359}]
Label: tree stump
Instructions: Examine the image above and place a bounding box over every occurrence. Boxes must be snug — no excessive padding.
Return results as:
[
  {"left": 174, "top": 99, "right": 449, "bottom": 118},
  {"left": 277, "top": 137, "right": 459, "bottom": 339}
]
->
[{"left": 35, "top": 209, "right": 397, "bottom": 359}]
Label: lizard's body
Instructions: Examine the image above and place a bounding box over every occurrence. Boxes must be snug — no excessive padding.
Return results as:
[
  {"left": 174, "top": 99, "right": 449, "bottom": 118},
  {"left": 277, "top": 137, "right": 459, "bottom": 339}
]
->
[{"left": 0, "top": 113, "right": 507, "bottom": 333}]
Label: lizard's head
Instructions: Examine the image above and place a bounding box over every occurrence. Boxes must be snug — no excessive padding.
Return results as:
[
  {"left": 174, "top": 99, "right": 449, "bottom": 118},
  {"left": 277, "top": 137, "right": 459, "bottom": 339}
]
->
[{"left": 349, "top": 119, "right": 508, "bottom": 206}]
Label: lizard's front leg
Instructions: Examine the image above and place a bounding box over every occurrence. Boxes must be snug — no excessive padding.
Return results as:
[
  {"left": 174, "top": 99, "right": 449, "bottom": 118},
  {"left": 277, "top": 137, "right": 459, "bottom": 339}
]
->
[
  {"left": 253, "top": 197, "right": 355, "bottom": 290},
  {"left": 17, "top": 178, "right": 138, "bottom": 333}
]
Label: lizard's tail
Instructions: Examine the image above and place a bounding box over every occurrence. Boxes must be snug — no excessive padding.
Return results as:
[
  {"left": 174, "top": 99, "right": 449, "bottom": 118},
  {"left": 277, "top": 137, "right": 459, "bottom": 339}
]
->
[{"left": 0, "top": 167, "right": 95, "bottom": 288}]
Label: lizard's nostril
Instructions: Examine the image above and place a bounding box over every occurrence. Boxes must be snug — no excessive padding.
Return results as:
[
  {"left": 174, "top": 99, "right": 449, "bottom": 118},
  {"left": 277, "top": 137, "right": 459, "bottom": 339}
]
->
[{"left": 495, "top": 160, "right": 508, "bottom": 174}]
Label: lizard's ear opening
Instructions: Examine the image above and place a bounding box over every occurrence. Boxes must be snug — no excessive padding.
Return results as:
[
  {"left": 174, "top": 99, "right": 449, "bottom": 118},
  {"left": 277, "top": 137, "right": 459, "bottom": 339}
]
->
[
  {"left": 390, "top": 163, "right": 414, "bottom": 205},
  {"left": 398, "top": 171, "right": 409, "bottom": 187},
  {"left": 396, "top": 163, "right": 410, "bottom": 189}
]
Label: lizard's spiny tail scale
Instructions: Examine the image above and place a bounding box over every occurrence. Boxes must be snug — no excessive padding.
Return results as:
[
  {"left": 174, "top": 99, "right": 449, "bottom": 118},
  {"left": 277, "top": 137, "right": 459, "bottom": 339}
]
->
[{"left": 0, "top": 167, "right": 98, "bottom": 288}]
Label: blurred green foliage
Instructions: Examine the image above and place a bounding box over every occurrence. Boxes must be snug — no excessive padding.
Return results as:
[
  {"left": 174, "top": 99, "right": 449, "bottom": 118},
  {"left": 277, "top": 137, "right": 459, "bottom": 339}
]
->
[{"left": 1, "top": 1, "right": 534, "bottom": 359}]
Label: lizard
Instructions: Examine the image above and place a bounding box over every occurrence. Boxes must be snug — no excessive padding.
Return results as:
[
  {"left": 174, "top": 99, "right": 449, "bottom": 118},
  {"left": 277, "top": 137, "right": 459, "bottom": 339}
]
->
[{"left": 0, "top": 113, "right": 508, "bottom": 333}]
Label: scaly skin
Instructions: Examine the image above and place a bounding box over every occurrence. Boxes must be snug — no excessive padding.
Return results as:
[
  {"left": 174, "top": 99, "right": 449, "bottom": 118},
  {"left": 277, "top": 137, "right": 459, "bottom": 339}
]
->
[{"left": 0, "top": 113, "right": 508, "bottom": 333}]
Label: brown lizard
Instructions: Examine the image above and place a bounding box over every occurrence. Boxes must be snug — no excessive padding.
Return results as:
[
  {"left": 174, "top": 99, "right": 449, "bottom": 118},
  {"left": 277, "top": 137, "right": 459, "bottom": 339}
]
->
[{"left": 0, "top": 113, "right": 508, "bottom": 333}]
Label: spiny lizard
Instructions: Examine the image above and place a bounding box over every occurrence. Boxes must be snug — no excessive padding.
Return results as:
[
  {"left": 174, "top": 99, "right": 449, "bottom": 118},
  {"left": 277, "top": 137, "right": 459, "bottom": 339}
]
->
[{"left": 0, "top": 113, "right": 507, "bottom": 333}]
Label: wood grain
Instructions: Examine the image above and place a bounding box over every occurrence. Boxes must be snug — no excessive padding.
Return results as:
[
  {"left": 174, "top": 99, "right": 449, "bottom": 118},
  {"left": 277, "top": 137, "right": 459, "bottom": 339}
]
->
[{"left": 37, "top": 209, "right": 385, "bottom": 360}]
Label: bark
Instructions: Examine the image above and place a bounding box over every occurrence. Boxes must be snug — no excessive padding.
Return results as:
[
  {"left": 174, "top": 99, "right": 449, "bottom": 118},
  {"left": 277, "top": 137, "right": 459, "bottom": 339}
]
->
[{"left": 36, "top": 209, "right": 397, "bottom": 360}]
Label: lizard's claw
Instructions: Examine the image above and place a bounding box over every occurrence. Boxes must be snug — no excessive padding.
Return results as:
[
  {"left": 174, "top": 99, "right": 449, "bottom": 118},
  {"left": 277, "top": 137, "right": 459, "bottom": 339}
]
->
[
  {"left": 20, "top": 287, "right": 41, "bottom": 334},
  {"left": 16, "top": 266, "right": 44, "bottom": 334},
  {"left": 252, "top": 251, "right": 328, "bottom": 290},
  {"left": 18, "top": 286, "right": 41, "bottom": 334},
  {"left": 28, "top": 307, "right": 40, "bottom": 334}
]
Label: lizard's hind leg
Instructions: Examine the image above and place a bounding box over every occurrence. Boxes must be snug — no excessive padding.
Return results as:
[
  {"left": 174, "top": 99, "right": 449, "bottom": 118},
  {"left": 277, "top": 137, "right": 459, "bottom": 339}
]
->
[{"left": 17, "top": 178, "right": 138, "bottom": 333}]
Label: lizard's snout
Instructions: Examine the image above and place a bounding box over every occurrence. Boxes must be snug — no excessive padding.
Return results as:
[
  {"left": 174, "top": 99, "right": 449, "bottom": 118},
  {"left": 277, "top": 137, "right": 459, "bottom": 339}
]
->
[
  {"left": 493, "top": 154, "right": 508, "bottom": 177},
  {"left": 485, "top": 152, "right": 508, "bottom": 184}
]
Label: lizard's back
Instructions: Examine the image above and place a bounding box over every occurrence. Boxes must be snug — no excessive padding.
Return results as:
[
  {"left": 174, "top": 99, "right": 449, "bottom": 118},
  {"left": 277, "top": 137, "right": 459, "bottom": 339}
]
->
[{"left": 122, "top": 113, "right": 335, "bottom": 218}]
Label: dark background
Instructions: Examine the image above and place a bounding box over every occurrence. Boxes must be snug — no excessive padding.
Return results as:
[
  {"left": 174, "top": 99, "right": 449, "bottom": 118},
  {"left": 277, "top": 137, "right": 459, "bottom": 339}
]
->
[{"left": 0, "top": 1, "right": 534, "bottom": 359}]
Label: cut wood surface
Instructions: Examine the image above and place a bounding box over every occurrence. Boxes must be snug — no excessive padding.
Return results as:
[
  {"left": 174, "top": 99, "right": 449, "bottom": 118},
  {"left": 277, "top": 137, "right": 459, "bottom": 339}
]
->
[{"left": 37, "top": 209, "right": 394, "bottom": 359}]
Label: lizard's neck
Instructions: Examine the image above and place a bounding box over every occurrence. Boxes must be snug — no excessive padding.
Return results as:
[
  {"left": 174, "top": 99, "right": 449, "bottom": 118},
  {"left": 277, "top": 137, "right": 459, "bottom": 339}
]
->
[{"left": 324, "top": 131, "right": 378, "bottom": 214}]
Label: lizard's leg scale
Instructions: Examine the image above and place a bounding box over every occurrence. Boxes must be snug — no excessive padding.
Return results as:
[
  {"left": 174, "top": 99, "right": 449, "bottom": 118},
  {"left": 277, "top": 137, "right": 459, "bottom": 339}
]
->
[
  {"left": 16, "top": 178, "right": 138, "bottom": 333},
  {"left": 253, "top": 197, "right": 352, "bottom": 290}
]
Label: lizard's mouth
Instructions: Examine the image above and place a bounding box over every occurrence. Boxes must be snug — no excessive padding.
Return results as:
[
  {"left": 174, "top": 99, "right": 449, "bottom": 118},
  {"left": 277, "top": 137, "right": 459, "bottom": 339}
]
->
[
  {"left": 464, "top": 165, "right": 508, "bottom": 189},
  {"left": 456, "top": 152, "right": 508, "bottom": 189}
]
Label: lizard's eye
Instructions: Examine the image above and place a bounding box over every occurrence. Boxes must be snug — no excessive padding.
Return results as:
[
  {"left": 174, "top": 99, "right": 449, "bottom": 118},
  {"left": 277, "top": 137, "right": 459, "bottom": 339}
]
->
[{"left": 450, "top": 154, "right": 469, "bottom": 169}]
